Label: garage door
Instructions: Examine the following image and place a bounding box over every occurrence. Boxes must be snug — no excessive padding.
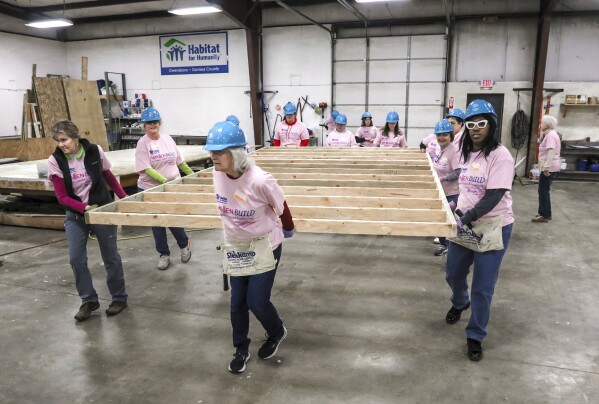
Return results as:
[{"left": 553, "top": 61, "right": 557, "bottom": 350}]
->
[{"left": 333, "top": 34, "right": 447, "bottom": 147}]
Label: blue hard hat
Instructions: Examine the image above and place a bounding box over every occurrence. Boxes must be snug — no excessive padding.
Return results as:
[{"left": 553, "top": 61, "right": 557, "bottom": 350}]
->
[
  {"left": 331, "top": 110, "right": 339, "bottom": 119},
  {"left": 141, "top": 107, "right": 161, "bottom": 123},
  {"left": 226, "top": 115, "right": 240, "bottom": 126},
  {"left": 283, "top": 102, "right": 297, "bottom": 115},
  {"left": 434, "top": 119, "right": 453, "bottom": 135},
  {"left": 386, "top": 111, "right": 399, "bottom": 123},
  {"left": 361, "top": 112, "right": 372, "bottom": 119},
  {"left": 465, "top": 99, "right": 497, "bottom": 119},
  {"left": 203, "top": 121, "right": 247, "bottom": 151},
  {"left": 446, "top": 108, "right": 466, "bottom": 121},
  {"left": 335, "top": 114, "right": 348, "bottom": 125}
]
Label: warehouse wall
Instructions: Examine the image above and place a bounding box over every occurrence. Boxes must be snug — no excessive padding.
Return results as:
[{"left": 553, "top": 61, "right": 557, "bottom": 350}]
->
[
  {"left": 64, "top": 29, "right": 252, "bottom": 142},
  {"left": 0, "top": 32, "right": 67, "bottom": 138}
]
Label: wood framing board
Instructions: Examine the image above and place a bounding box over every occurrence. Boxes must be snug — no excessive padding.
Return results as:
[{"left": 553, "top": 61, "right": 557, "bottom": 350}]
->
[
  {"left": 62, "top": 79, "right": 109, "bottom": 150},
  {"left": 86, "top": 147, "right": 456, "bottom": 237},
  {"left": 33, "top": 77, "right": 69, "bottom": 138}
]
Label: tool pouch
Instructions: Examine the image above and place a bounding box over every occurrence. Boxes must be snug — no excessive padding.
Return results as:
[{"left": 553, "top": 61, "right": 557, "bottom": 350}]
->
[
  {"left": 449, "top": 215, "right": 504, "bottom": 252},
  {"left": 220, "top": 235, "right": 275, "bottom": 276}
]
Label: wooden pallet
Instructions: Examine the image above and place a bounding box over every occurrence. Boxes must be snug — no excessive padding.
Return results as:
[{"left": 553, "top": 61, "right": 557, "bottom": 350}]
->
[{"left": 86, "top": 147, "right": 456, "bottom": 237}]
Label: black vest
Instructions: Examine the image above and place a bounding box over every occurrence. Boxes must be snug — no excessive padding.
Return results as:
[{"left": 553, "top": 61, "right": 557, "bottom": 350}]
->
[{"left": 52, "top": 138, "right": 113, "bottom": 213}]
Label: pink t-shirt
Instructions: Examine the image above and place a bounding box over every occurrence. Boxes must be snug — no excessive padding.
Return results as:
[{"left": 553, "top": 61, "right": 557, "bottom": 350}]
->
[
  {"left": 274, "top": 120, "right": 309, "bottom": 147},
  {"left": 356, "top": 126, "right": 379, "bottom": 147},
  {"left": 421, "top": 133, "right": 436, "bottom": 148},
  {"left": 135, "top": 133, "right": 184, "bottom": 189},
  {"left": 427, "top": 140, "right": 460, "bottom": 196},
  {"left": 453, "top": 128, "right": 465, "bottom": 147},
  {"left": 457, "top": 145, "right": 514, "bottom": 226},
  {"left": 47, "top": 146, "right": 111, "bottom": 203},
  {"left": 539, "top": 130, "right": 561, "bottom": 172},
  {"left": 325, "top": 116, "right": 336, "bottom": 132},
  {"left": 213, "top": 164, "right": 285, "bottom": 249},
  {"left": 326, "top": 130, "right": 356, "bottom": 147},
  {"left": 375, "top": 131, "right": 407, "bottom": 148}
]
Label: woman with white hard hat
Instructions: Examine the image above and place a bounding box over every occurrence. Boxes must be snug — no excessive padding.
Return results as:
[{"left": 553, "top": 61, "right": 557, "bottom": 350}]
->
[
  {"left": 204, "top": 121, "right": 295, "bottom": 374},
  {"left": 355, "top": 112, "right": 379, "bottom": 147},
  {"left": 444, "top": 99, "right": 514, "bottom": 362},
  {"left": 325, "top": 114, "right": 356, "bottom": 147},
  {"left": 135, "top": 107, "right": 194, "bottom": 270},
  {"left": 273, "top": 102, "right": 310, "bottom": 147},
  {"left": 374, "top": 111, "right": 406, "bottom": 147},
  {"left": 426, "top": 119, "right": 461, "bottom": 256}
]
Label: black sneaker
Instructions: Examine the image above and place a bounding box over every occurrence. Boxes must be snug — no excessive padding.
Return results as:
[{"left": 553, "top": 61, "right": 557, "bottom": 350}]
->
[
  {"left": 467, "top": 338, "right": 483, "bottom": 361},
  {"left": 74, "top": 301, "right": 100, "bottom": 322},
  {"left": 258, "top": 326, "right": 287, "bottom": 360},
  {"left": 446, "top": 302, "right": 471, "bottom": 324},
  {"left": 228, "top": 352, "right": 250, "bottom": 374},
  {"left": 434, "top": 245, "right": 448, "bottom": 256}
]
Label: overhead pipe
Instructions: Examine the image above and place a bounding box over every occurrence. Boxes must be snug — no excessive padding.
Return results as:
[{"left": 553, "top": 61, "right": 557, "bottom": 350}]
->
[{"left": 275, "top": 1, "right": 332, "bottom": 34}]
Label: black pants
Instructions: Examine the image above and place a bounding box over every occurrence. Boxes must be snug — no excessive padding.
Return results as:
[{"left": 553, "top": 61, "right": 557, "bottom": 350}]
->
[{"left": 538, "top": 172, "right": 557, "bottom": 218}]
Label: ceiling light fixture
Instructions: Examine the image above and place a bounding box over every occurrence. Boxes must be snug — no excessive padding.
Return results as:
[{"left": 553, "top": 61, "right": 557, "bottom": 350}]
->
[
  {"left": 25, "top": 19, "right": 73, "bottom": 28},
  {"left": 168, "top": 6, "right": 222, "bottom": 15}
]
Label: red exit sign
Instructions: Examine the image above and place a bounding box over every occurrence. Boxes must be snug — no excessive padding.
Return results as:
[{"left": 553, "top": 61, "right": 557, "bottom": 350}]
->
[{"left": 480, "top": 79, "right": 494, "bottom": 88}]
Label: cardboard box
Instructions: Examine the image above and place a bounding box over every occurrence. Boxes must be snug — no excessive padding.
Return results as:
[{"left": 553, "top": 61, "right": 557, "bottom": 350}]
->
[{"left": 565, "top": 94, "right": 588, "bottom": 104}]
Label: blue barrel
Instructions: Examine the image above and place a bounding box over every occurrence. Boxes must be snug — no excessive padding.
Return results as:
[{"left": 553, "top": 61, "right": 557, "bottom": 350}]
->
[{"left": 577, "top": 159, "right": 588, "bottom": 171}]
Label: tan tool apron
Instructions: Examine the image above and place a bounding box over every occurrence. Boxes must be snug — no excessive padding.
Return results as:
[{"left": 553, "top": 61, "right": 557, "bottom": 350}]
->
[
  {"left": 448, "top": 215, "right": 504, "bottom": 253},
  {"left": 221, "top": 235, "right": 276, "bottom": 277}
]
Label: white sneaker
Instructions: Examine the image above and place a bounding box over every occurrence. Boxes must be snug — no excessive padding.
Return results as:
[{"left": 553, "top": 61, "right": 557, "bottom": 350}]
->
[
  {"left": 158, "top": 255, "right": 170, "bottom": 270},
  {"left": 180, "top": 240, "right": 191, "bottom": 263},
  {"left": 433, "top": 237, "right": 440, "bottom": 244}
]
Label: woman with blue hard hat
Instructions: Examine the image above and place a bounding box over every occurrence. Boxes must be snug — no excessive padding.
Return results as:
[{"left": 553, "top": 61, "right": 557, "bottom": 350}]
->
[
  {"left": 204, "top": 121, "right": 295, "bottom": 374},
  {"left": 426, "top": 119, "right": 461, "bottom": 256},
  {"left": 531, "top": 115, "right": 561, "bottom": 223},
  {"left": 47, "top": 120, "right": 128, "bottom": 321},
  {"left": 325, "top": 113, "right": 356, "bottom": 147},
  {"left": 420, "top": 108, "right": 467, "bottom": 152},
  {"left": 444, "top": 99, "right": 514, "bottom": 362},
  {"left": 325, "top": 109, "right": 339, "bottom": 132},
  {"left": 355, "top": 112, "right": 379, "bottom": 147},
  {"left": 226, "top": 115, "right": 240, "bottom": 126},
  {"left": 135, "top": 107, "right": 194, "bottom": 270},
  {"left": 274, "top": 102, "right": 310, "bottom": 147},
  {"left": 374, "top": 111, "right": 407, "bottom": 147}
]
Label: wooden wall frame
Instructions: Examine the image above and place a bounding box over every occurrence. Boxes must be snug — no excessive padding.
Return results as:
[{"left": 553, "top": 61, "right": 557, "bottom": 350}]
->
[{"left": 86, "top": 148, "right": 457, "bottom": 237}]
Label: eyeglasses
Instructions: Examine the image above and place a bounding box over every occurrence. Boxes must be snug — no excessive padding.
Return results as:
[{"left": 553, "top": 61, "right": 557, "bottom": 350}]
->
[{"left": 465, "top": 120, "right": 488, "bottom": 130}]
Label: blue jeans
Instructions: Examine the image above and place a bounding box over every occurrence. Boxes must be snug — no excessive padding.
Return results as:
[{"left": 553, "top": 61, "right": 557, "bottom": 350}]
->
[
  {"left": 439, "top": 194, "right": 459, "bottom": 247},
  {"left": 538, "top": 172, "right": 557, "bottom": 218},
  {"left": 230, "top": 244, "right": 284, "bottom": 353},
  {"left": 445, "top": 224, "right": 513, "bottom": 341},
  {"left": 138, "top": 187, "right": 189, "bottom": 256},
  {"left": 64, "top": 211, "right": 127, "bottom": 303}
]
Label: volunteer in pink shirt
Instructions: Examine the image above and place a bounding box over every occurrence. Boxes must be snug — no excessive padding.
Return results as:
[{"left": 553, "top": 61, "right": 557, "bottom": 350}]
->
[
  {"left": 273, "top": 102, "right": 309, "bottom": 147},
  {"left": 325, "top": 114, "right": 356, "bottom": 147},
  {"left": 204, "top": 121, "right": 295, "bottom": 375},
  {"left": 355, "top": 112, "right": 379, "bottom": 147},
  {"left": 428, "top": 119, "right": 461, "bottom": 256},
  {"left": 444, "top": 99, "right": 514, "bottom": 362},
  {"left": 47, "top": 120, "right": 128, "bottom": 321},
  {"left": 447, "top": 108, "right": 466, "bottom": 147},
  {"left": 374, "top": 111, "right": 407, "bottom": 147},
  {"left": 532, "top": 114, "right": 561, "bottom": 223},
  {"left": 325, "top": 110, "right": 339, "bottom": 132},
  {"left": 135, "top": 107, "right": 194, "bottom": 270}
]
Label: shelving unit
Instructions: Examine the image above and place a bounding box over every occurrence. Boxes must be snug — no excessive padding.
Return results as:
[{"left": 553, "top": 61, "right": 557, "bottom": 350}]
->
[
  {"left": 560, "top": 103, "right": 599, "bottom": 118},
  {"left": 557, "top": 141, "right": 599, "bottom": 182}
]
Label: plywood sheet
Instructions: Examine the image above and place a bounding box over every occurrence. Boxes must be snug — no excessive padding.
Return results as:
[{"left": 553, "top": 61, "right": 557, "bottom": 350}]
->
[
  {"left": 33, "top": 77, "right": 69, "bottom": 138},
  {"left": 62, "top": 79, "right": 109, "bottom": 151},
  {"left": 86, "top": 147, "right": 456, "bottom": 238}
]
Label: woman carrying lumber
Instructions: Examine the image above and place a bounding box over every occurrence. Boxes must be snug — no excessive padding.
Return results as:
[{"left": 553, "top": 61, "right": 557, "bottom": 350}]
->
[
  {"left": 374, "top": 111, "right": 407, "bottom": 147},
  {"left": 273, "top": 102, "right": 310, "bottom": 147},
  {"left": 444, "top": 99, "right": 514, "bottom": 362},
  {"left": 48, "top": 120, "right": 128, "bottom": 321},
  {"left": 427, "top": 119, "right": 461, "bottom": 256},
  {"left": 355, "top": 112, "right": 379, "bottom": 147},
  {"left": 325, "top": 114, "right": 356, "bottom": 147},
  {"left": 204, "top": 121, "right": 295, "bottom": 375},
  {"left": 135, "top": 107, "right": 194, "bottom": 270}
]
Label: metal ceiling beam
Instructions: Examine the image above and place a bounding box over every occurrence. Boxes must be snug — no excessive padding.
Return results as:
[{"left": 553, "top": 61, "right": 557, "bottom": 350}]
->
[
  {"left": 442, "top": 0, "right": 452, "bottom": 27},
  {"left": 71, "top": 11, "right": 173, "bottom": 24},
  {"left": 27, "top": 0, "right": 151, "bottom": 13},
  {"left": 336, "top": 0, "right": 369, "bottom": 26},
  {"left": 526, "top": 0, "right": 560, "bottom": 172},
  {"left": 0, "top": 1, "right": 49, "bottom": 21},
  {"left": 275, "top": 1, "right": 331, "bottom": 34}
]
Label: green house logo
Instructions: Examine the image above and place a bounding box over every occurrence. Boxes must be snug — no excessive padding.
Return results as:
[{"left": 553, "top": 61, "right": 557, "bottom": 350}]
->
[{"left": 163, "top": 38, "right": 187, "bottom": 61}]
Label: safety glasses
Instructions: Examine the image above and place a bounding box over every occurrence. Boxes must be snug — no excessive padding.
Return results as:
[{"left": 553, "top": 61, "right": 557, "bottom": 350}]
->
[{"left": 465, "top": 120, "right": 488, "bottom": 130}]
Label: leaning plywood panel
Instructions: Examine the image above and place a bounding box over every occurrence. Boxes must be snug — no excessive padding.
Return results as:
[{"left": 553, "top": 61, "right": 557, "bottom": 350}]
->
[
  {"left": 33, "top": 77, "right": 69, "bottom": 139},
  {"left": 86, "top": 147, "right": 456, "bottom": 237},
  {"left": 62, "top": 79, "right": 109, "bottom": 151}
]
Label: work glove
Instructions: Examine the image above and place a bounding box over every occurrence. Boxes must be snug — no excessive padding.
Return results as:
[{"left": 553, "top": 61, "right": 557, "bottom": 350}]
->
[
  {"left": 283, "top": 229, "right": 295, "bottom": 239},
  {"left": 448, "top": 200, "right": 457, "bottom": 212}
]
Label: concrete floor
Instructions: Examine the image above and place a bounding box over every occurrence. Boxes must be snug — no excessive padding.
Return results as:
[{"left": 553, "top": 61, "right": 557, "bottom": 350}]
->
[{"left": 0, "top": 181, "right": 598, "bottom": 403}]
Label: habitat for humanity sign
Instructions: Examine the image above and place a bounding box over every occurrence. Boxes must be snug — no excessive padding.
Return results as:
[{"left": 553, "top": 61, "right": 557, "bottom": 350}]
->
[{"left": 159, "top": 31, "right": 228, "bottom": 75}]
